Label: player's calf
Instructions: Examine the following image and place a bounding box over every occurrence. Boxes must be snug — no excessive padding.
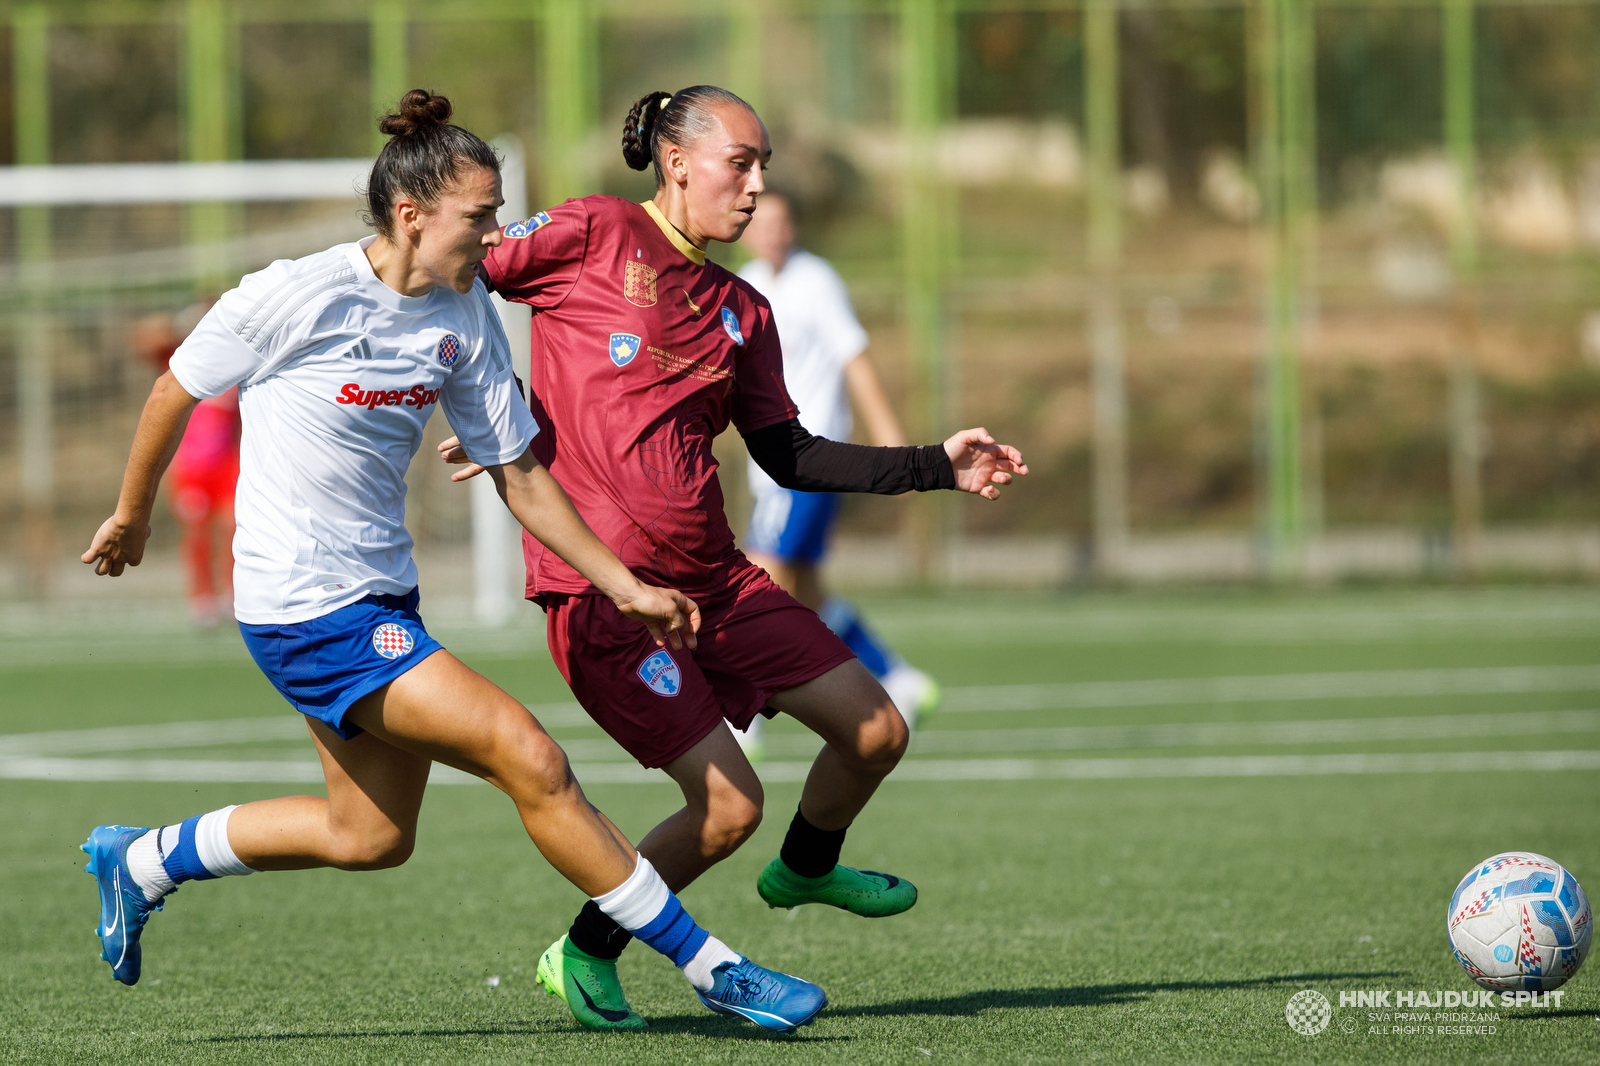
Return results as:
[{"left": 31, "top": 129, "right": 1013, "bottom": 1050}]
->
[{"left": 322, "top": 820, "right": 414, "bottom": 871}]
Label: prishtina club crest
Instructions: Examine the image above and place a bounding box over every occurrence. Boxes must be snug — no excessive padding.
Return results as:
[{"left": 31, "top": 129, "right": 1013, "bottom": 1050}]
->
[
  {"left": 637, "top": 650, "right": 682, "bottom": 697},
  {"left": 609, "top": 332, "right": 642, "bottom": 367},
  {"left": 720, "top": 306, "right": 744, "bottom": 346},
  {"left": 371, "top": 623, "right": 414, "bottom": 660}
]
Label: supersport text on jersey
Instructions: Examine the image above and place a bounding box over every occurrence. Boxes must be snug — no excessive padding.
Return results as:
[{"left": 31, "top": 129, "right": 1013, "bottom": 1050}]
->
[{"left": 169, "top": 236, "right": 538, "bottom": 625}]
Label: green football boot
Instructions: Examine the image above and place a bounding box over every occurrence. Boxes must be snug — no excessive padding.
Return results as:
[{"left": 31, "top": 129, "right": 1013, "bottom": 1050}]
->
[
  {"left": 536, "top": 935, "right": 647, "bottom": 1031},
  {"left": 756, "top": 856, "right": 918, "bottom": 917}
]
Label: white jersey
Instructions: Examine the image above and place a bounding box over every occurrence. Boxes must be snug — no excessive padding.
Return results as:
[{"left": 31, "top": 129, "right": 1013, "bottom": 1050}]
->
[
  {"left": 169, "top": 236, "right": 538, "bottom": 625},
  {"left": 738, "top": 249, "right": 868, "bottom": 493}
]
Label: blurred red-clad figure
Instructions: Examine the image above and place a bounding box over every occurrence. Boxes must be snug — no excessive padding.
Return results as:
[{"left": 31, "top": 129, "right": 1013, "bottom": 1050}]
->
[{"left": 131, "top": 300, "right": 238, "bottom": 626}]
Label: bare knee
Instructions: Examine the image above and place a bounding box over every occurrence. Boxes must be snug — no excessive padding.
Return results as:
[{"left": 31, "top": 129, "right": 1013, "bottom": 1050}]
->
[
  {"left": 845, "top": 700, "right": 909, "bottom": 775},
  {"left": 328, "top": 822, "right": 414, "bottom": 871},
  {"left": 699, "top": 787, "right": 764, "bottom": 862},
  {"left": 498, "top": 725, "right": 577, "bottom": 806}
]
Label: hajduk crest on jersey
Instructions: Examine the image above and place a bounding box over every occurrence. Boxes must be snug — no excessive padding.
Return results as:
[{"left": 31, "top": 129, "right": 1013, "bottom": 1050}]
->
[{"left": 437, "top": 334, "right": 461, "bottom": 368}]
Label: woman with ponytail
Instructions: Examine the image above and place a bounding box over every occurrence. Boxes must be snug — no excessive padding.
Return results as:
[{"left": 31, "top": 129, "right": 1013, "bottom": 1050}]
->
[
  {"left": 77, "top": 89, "right": 824, "bottom": 1034},
  {"left": 446, "top": 83, "right": 1026, "bottom": 1031}
]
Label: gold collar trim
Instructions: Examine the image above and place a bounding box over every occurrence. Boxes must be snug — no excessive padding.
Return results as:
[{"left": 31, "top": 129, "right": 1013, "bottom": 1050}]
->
[{"left": 641, "top": 200, "right": 706, "bottom": 265}]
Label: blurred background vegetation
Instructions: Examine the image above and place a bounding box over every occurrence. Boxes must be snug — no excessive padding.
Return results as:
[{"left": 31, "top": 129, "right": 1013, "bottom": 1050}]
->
[{"left": 6, "top": 0, "right": 1600, "bottom": 599}]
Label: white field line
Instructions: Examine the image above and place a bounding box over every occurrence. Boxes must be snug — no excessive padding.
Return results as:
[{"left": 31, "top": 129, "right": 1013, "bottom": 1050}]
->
[
  {"left": 3, "top": 708, "right": 1600, "bottom": 785},
  {"left": 783, "top": 708, "right": 1600, "bottom": 758},
  {"left": 940, "top": 665, "right": 1600, "bottom": 713},
  {"left": 861, "top": 750, "right": 1600, "bottom": 782},
  {"left": 0, "top": 702, "right": 591, "bottom": 760},
  {"left": 4, "top": 750, "right": 1599, "bottom": 785},
  {"left": 0, "top": 624, "right": 546, "bottom": 670},
  {"left": 865, "top": 596, "right": 1600, "bottom": 644},
  {"left": 4, "top": 707, "right": 1598, "bottom": 768}
]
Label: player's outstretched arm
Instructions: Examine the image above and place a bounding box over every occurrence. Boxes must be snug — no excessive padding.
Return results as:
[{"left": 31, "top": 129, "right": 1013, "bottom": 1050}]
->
[
  {"left": 82, "top": 371, "right": 199, "bottom": 576},
  {"left": 944, "top": 427, "right": 1028, "bottom": 501},
  {"left": 736, "top": 418, "right": 1027, "bottom": 500},
  {"left": 485, "top": 447, "right": 700, "bottom": 650}
]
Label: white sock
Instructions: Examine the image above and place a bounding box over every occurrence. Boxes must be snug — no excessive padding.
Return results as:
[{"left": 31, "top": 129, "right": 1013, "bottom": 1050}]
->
[
  {"left": 591, "top": 855, "right": 671, "bottom": 929},
  {"left": 591, "top": 856, "right": 740, "bottom": 991},
  {"left": 125, "top": 830, "right": 177, "bottom": 903},
  {"left": 194, "top": 806, "right": 255, "bottom": 877},
  {"left": 123, "top": 806, "right": 254, "bottom": 903},
  {"left": 680, "top": 935, "right": 741, "bottom": 992}
]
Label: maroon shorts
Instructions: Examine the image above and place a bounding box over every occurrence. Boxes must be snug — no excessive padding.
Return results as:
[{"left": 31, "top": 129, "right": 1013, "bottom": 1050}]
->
[{"left": 543, "top": 562, "right": 856, "bottom": 768}]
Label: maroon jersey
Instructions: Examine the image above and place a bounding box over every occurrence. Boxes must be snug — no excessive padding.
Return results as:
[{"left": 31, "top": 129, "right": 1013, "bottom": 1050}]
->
[{"left": 483, "top": 195, "right": 797, "bottom": 599}]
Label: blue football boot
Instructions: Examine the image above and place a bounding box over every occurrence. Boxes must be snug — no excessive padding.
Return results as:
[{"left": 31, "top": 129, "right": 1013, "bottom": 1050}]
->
[
  {"left": 82, "top": 825, "right": 164, "bottom": 986},
  {"left": 695, "top": 958, "right": 827, "bottom": 1033}
]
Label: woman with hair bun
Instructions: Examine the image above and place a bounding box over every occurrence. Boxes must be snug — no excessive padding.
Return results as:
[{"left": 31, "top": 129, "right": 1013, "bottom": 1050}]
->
[
  {"left": 77, "top": 89, "right": 824, "bottom": 1034},
  {"left": 444, "top": 84, "right": 1026, "bottom": 1030}
]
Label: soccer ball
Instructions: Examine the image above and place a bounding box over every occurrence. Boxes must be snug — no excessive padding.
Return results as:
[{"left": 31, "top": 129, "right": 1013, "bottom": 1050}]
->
[{"left": 1447, "top": 852, "right": 1591, "bottom": 991}]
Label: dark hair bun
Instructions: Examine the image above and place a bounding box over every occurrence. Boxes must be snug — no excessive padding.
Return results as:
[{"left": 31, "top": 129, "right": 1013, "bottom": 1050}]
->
[{"left": 380, "top": 89, "right": 453, "bottom": 138}]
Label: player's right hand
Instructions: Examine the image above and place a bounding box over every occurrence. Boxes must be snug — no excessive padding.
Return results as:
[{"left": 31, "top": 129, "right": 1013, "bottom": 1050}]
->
[
  {"left": 437, "top": 435, "right": 487, "bottom": 482},
  {"left": 615, "top": 585, "right": 701, "bottom": 651},
  {"left": 82, "top": 514, "right": 151, "bottom": 577}
]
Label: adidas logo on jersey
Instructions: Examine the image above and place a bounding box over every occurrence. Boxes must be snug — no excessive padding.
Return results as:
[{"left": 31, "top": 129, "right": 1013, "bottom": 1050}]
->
[{"left": 337, "top": 383, "right": 440, "bottom": 411}]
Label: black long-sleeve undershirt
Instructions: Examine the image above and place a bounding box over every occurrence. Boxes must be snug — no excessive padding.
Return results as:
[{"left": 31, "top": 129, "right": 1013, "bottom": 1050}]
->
[{"left": 742, "top": 418, "right": 956, "bottom": 495}]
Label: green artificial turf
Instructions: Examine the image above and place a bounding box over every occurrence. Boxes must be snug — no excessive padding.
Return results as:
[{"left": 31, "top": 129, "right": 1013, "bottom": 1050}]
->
[{"left": 2, "top": 587, "right": 1598, "bottom": 1064}]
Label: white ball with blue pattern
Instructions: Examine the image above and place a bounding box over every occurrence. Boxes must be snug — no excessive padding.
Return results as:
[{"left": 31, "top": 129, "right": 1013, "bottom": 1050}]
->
[{"left": 1447, "top": 851, "right": 1590, "bottom": 991}]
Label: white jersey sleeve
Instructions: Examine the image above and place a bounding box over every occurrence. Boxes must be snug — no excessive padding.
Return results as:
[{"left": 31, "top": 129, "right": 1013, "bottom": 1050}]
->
[
  {"left": 806, "top": 256, "right": 870, "bottom": 372},
  {"left": 438, "top": 286, "right": 539, "bottom": 467},
  {"left": 738, "top": 249, "right": 866, "bottom": 461},
  {"left": 181, "top": 237, "right": 544, "bottom": 626},
  {"left": 169, "top": 254, "right": 353, "bottom": 400}
]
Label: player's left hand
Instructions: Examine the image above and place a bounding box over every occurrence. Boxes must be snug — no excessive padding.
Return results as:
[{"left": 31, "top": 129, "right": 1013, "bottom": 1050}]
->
[
  {"left": 437, "top": 435, "right": 487, "bottom": 482},
  {"left": 944, "top": 427, "right": 1027, "bottom": 500}
]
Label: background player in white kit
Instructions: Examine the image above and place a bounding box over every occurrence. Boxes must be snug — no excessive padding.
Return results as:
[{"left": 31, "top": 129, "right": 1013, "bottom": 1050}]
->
[
  {"left": 75, "top": 91, "right": 826, "bottom": 1034},
  {"left": 736, "top": 192, "right": 938, "bottom": 758}
]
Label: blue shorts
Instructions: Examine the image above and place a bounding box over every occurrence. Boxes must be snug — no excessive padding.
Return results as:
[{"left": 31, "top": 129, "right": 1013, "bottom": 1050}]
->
[
  {"left": 747, "top": 487, "right": 840, "bottom": 564},
  {"left": 239, "top": 588, "right": 444, "bottom": 740}
]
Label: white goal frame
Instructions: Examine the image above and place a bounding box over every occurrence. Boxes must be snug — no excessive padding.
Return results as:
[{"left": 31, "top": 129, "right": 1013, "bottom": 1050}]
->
[{"left": 0, "top": 141, "right": 531, "bottom": 625}]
